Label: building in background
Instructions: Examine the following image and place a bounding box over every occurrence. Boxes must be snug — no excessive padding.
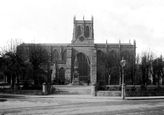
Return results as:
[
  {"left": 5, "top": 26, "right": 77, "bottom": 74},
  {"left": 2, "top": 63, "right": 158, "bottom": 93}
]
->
[{"left": 20, "top": 17, "right": 136, "bottom": 85}]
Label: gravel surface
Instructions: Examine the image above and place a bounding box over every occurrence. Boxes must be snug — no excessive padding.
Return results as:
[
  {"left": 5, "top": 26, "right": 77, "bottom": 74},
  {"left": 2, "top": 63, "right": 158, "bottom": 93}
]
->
[{"left": 0, "top": 94, "right": 164, "bottom": 115}]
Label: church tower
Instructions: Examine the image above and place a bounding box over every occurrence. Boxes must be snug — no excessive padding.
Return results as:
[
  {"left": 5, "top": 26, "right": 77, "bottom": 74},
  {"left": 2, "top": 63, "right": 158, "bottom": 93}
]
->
[
  {"left": 65, "top": 16, "right": 97, "bottom": 85},
  {"left": 71, "top": 16, "right": 94, "bottom": 45}
]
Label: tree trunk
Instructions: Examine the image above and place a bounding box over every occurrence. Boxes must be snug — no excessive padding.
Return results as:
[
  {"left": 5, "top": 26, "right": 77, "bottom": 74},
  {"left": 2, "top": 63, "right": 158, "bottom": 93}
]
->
[
  {"left": 142, "top": 69, "right": 146, "bottom": 85},
  {"left": 131, "top": 69, "right": 134, "bottom": 85},
  {"left": 10, "top": 74, "right": 15, "bottom": 88},
  {"left": 158, "top": 73, "right": 160, "bottom": 88},
  {"left": 33, "top": 66, "right": 38, "bottom": 85}
]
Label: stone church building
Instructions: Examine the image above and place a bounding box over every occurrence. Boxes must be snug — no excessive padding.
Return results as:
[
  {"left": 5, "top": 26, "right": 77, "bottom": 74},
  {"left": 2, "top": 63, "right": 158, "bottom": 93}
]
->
[{"left": 21, "top": 17, "right": 136, "bottom": 85}]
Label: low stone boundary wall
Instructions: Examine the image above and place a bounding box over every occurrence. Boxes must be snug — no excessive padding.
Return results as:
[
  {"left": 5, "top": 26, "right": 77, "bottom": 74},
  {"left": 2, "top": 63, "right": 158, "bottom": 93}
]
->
[
  {"left": 97, "top": 85, "right": 164, "bottom": 97},
  {"left": 53, "top": 85, "right": 91, "bottom": 95},
  {"left": 126, "top": 91, "right": 164, "bottom": 97},
  {"left": 97, "top": 91, "right": 121, "bottom": 96},
  {"left": 97, "top": 90, "right": 164, "bottom": 97}
]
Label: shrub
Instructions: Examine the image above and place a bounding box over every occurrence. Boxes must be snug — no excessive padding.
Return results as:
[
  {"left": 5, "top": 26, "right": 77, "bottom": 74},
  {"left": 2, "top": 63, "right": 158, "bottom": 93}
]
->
[
  {"left": 97, "top": 80, "right": 106, "bottom": 90},
  {"left": 140, "top": 84, "right": 147, "bottom": 91}
]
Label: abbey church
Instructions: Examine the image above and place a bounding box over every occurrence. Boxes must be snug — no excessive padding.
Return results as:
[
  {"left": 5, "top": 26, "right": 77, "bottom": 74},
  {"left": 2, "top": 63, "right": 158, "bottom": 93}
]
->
[{"left": 20, "top": 17, "right": 136, "bottom": 85}]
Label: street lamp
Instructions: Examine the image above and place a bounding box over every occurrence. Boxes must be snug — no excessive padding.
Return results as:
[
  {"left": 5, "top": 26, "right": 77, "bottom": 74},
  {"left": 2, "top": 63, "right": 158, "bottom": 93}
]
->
[{"left": 120, "top": 58, "right": 126, "bottom": 100}]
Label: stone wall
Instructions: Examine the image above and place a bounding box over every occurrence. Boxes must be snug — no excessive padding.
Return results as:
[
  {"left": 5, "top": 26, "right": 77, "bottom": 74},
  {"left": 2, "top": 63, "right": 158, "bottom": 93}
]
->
[
  {"left": 97, "top": 91, "right": 121, "bottom": 96},
  {"left": 126, "top": 91, "right": 164, "bottom": 97},
  {"left": 97, "top": 85, "right": 164, "bottom": 97}
]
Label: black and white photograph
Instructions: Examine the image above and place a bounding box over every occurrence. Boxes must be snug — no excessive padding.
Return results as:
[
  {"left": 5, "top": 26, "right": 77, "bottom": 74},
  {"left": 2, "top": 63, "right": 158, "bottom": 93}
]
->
[{"left": 1, "top": 0, "right": 164, "bottom": 114}]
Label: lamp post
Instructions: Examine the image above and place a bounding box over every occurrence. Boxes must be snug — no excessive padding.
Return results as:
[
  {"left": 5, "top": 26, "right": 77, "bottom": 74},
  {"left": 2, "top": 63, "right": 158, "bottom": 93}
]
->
[{"left": 120, "top": 58, "right": 126, "bottom": 100}]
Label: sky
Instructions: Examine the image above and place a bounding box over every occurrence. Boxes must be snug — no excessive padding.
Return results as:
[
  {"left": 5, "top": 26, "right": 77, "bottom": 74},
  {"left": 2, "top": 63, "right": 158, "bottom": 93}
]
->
[{"left": 0, "top": 0, "right": 164, "bottom": 56}]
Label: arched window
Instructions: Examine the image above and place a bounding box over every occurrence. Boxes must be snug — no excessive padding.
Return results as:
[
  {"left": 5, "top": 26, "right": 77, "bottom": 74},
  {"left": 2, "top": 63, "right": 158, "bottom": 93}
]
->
[
  {"left": 59, "top": 67, "right": 65, "bottom": 81},
  {"left": 121, "top": 50, "right": 130, "bottom": 60},
  {"left": 62, "top": 50, "right": 67, "bottom": 61},
  {"left": 85, "top": 25, "right": 90, "bottom": 37},
  {"left": 76, "top": 26, "right": 81, "bottom": 38},
  {"left": 77, "top": 53, "right": 89, "bottom": 77},
  {"left": 52, "top": 50, "right": 59, "bottom": 62},
  {"left": 97, "top": 50, "right": 106, "bottom": 83},
  {"left": 109, "top": 50, "right": 117, "bottom": 58},
  {"left": 97, "top": 50, "right": 105, "bottom": 63}
]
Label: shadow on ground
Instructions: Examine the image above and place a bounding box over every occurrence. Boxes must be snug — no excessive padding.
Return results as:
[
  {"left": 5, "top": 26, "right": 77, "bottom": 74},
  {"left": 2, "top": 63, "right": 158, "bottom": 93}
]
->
[
  {"left": 0, "top": 95, "right": 26, "bottom": 99},
  {"left": 0, "top": 99, "right": 7, "bottom": 102}
]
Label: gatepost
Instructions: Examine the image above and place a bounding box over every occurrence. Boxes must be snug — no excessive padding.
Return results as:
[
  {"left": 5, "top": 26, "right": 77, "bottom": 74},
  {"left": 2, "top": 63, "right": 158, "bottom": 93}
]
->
[{"left": 42, "top": 82, "right": 47, "bottom": 95}]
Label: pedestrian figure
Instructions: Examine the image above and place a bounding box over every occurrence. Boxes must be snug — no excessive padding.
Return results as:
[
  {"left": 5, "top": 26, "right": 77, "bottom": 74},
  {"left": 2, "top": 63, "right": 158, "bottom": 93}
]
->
[{"left": 87, "top": 79, "right": 90, "bottom": 85}]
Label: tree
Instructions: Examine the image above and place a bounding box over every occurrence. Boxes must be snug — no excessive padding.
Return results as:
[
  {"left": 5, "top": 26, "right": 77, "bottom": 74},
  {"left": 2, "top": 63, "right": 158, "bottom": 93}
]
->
[
  {"left": 97, "top": 50, "right": 119, "bottom": 85},
  {"left": 152, "top": 55, "right": 164, "bottom": 87},
  {"left": 134, "top": 54, "right": 142, "bottom": 85},
  {"left": 28, "top": 44, "right": 49, "bottom": 85},
  {"left": 121, "top": 50, "right": 135, "bottom": 85},
  {"left": 2, "top": 52, "right": 26, "bottom": 87},
  {"left": 0, "top": 39, "right": 24, "bottom": 87},
  {"left": 140, "top": 51, "right": 154, "bottom": 85}
]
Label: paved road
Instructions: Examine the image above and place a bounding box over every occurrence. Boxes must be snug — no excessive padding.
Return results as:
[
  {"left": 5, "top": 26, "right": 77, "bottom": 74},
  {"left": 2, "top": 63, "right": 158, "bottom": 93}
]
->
[{"left": 0, "top": 94, "right": 164, "bottom": 115}]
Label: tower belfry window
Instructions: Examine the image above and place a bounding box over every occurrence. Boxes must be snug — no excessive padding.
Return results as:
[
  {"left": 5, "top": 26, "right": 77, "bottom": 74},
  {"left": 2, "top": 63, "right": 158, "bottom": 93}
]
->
[
  {"left": 85, "top": 26, "right": 90, "bottom": 37},
  {"left": 76, "top": 26, "right": 81, "bottom": 38}
]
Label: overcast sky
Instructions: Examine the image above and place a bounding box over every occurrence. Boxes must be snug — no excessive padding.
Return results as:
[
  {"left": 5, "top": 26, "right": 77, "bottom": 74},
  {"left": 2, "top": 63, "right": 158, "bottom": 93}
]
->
[{"left": 0, "top": 0, "right": 164, "bottom": 55}]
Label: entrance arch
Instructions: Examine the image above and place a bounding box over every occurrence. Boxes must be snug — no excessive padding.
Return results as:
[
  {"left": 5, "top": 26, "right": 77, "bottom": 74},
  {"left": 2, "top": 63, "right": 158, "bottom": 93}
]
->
[
  {"left": 59, "top": 67, "right": 65, "bottom": 85},
  {"left": 76, "top": 53, "right": 90, "bottom": 83}
]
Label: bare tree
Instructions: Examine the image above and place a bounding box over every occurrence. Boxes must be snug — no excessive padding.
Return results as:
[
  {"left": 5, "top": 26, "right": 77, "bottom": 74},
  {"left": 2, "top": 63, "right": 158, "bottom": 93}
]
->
[
  {"left": 28, "top": 44, "right": 49, "bottom": 85},
  {"left": 121, "top": 50, "right": 135, "bottom": 85},
  {"left": 139, "top": 49, "right": 156, "bottom": 85},
  {"left": 134, "top": 54, "right": 142, "bottom": 85},
  {"left": 97, "top": 51, "right": 119, "bottom": 85},
  {"left": 152, "top": 55, "right": 164, "bottom": 87},
  {"left": 0, "top": 39, "right": 24, "bottom": 87}
]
